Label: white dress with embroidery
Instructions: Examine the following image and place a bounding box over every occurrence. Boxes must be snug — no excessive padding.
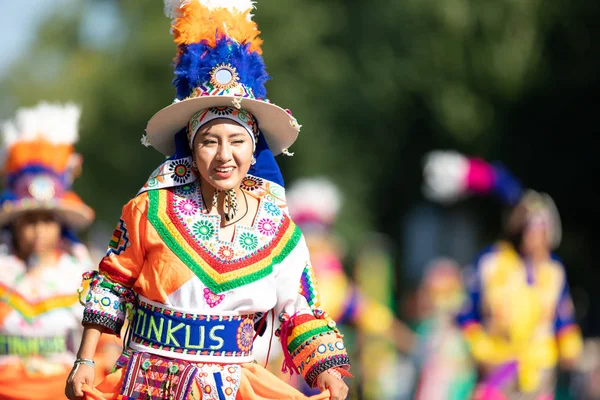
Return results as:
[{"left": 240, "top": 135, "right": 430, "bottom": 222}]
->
[
  {"left": 0, "top": 242, "right": 91, "bottom": 374},
  {"left": 82, "top": 179, "right": 349, "bottom": 397}
]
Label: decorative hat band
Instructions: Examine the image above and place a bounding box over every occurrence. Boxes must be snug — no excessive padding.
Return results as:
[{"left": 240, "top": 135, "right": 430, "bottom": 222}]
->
[
  {"left": 188, "top": 106, "right": 259, "bottom": 149},
  {"left": 11, "top": 173, "right": 66, "bottom": 203},
  {"left": 5, "top": 164, "right": 69, "bottom": 190}
]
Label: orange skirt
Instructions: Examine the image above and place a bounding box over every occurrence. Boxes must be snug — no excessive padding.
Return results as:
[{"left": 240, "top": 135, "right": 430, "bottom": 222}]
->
[
  {"left": 0, "top": 357, "right": 113, "bottom": 400},
  {"left": 0, "top": 362, "right": 70, "bottom": 400},
  {"left": 83, "top": 362, "right": 330, "bottom": 400}
]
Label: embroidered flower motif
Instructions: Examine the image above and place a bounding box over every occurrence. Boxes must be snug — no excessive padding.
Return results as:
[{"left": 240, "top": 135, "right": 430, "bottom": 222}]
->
[
  {"left": 232, "top": 109, "right": 259, "bottom": 137},
  {"left": 204, "top": 287, "right": 225, "bottom": 308},
  {"left": 168, "top": 159, "right": 194, "bottom": 184},
  {"left": 236, "top": 319, "right": 254, "bottom": 352},
  {"left": 175, "top": 199, "right": 199, "bottom": 216},
  {"left": 269, "top": 185, "right": 284, "bottom": 197},
  {"left": 240, "top": 176, "right": 263, "bottom": 191},
  {"left": 264, "top": 202, "right": 281, "bottom": 216},
  {"left": 218, "top": 245, "right": 235, "bottom": 261},
  {"left": 257, "top": 218, "right": 277, "bottom": 236},
  {"left": 239, "top": 232, "right": 258, "bottom": 251},
  {"left": 177, "top": 183, "right": 195, "bottom": 194},
  {"left": 146, "top": 178, "right": 158, "bottom": 188},
  {"left": 212, "top": 106, "right": 234, "bottom": 116},
  {"left": 193, "top": 220, "right": 215, "bottom": 241}
]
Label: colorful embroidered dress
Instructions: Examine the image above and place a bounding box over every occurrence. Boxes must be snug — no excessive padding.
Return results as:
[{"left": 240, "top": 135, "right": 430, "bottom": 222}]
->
[
  {"left": 81, "top": 179, "right": 349, "bottom": 399},
  {"left": 457, "top": 243, "right": 582, "bottom": 398},
  {"left": 0, "top": 102, "right": 99, "bottom": 399},
  {"left": 0, "top": 241, "right": 93, "bottom": 400}
]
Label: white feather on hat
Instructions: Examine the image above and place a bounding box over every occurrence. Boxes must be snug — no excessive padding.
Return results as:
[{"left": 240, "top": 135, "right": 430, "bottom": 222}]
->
[
  {"left": 163, "top": 0, "right": 256, "bottom": 20},
  {"left": 286, "top": 177, "right": 342, "bottom": 226},
  {"left": 421, "top": 150, "right": 470, "bottom": 205},
  {"left": 1, "top": 102, "right": 81, "bottom": 168}
]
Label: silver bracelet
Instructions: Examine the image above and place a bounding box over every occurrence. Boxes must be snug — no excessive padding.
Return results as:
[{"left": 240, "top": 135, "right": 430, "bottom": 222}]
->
[{"left": 74, "top": 358, "right": 96, "bottom": 368}]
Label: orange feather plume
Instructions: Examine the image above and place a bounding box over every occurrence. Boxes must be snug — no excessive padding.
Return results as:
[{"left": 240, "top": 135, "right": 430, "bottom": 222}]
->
[
  {"left": 4, "top": 140, "right": 74, "bottom": 175},
  {"left": 172, "top": 2, "right": 263, "bottom": 54}
]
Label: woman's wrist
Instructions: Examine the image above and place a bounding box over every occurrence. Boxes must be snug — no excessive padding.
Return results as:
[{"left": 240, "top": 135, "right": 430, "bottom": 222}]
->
[
  {"left": 74, "top": 358, "right": 96, "bottom": 368},
  {"left": 325, "top": 368, "right": 343, "bottom": 380}
]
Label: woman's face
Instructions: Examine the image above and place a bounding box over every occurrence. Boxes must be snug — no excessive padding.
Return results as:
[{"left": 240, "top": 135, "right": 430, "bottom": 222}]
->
[
  {"left": 192, "top": 119, "right": 254, "bottom": 192},
  {"left": 14, "top": 211, "right": 61, "bottom": 258},
  {"left": 521, "top": 220, "right": 549, "bottom": 256}
]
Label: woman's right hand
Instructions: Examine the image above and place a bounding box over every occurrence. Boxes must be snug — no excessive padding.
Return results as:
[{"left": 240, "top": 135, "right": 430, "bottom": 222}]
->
[{"left": 65, "top": 364, "right": 95, "bottom": 400}]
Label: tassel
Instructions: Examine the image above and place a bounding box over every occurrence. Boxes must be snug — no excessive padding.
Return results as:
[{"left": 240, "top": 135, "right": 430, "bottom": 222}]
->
[{"left": 278, "top": 312, "right": 298, "bottom": 375}]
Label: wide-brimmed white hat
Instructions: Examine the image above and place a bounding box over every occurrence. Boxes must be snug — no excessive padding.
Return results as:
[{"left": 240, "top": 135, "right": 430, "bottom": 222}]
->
[
  {"left": 0, "top": 102, "right": 94, "bottom": 230},
  {"left": 145, "top": 1, "right": 301, "bottom": 156}
]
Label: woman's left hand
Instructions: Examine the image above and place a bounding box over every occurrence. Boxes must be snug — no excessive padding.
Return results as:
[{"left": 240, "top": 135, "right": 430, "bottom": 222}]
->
[{"left": 316, "top": 370, "right": 349, "bottom": 400}]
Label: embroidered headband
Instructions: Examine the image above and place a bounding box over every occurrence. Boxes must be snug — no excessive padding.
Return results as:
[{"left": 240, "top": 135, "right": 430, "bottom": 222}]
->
[{"left": 188, "top": 106, "right": 259, "bottom": 149}]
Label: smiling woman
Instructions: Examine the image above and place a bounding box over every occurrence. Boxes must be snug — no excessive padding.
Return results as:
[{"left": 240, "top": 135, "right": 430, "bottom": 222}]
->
[
  {"left": 192, "top": 117, "right": 256, "bottom": 226},
  {"left": 65, "top": 1, "right": 351, "bottom": 400}
]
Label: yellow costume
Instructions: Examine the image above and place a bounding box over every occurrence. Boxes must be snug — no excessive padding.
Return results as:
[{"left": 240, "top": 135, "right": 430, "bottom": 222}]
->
[
  {"left": 457, "top": 242, "right": 582, "bottom": 397},
  {"left": 422, "top": 151, "right": 584, "bottom": 399}
]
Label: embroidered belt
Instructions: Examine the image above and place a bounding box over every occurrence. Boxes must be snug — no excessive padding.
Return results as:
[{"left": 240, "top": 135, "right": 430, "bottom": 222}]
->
[
  {"left": 0, "top": 334, "right": 67, "bottom": 356},
  {"left": 130, "top": 299, "right": 255, "bottom": 358}
]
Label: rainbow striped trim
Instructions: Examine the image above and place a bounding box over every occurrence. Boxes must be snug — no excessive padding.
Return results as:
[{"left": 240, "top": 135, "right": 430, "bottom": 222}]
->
[
  {"left": 299, "top": 262, "right": 320, "bottom": 310},
  {"left": 0, "top": 283, "right": 78, "bottom": 321},
  {"left": 147, "top": 188, "right": 301, "bottom": 293},
  {"left": 284, "top": 314, "right": 349, "bottom": 387}
]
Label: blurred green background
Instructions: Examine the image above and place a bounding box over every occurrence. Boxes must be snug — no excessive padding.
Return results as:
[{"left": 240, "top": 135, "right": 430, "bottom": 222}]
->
[{"left": 0, "top": 0, "right": 597, "bottom": 338}]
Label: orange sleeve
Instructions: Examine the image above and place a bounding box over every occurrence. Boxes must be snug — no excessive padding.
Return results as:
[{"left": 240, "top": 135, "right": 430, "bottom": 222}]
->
[
  {"left": 98, "top": 194, "right": 147, "bottom": 287},
  {"left": 275, "top": 236, "right": 351, "bottom": 388},
  {"left": 81, "top": 195, "right": 147, "bottom": 335}
]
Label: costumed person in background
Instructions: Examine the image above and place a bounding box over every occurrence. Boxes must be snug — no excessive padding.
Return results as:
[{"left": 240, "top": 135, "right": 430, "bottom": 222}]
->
[
  {"left": 65, "top": 1, "right": 350, "bottom": 399},
  {"left": 253, "top": 177, "right": 415, "bottom": 396},
  {"left": 571, "top": 338, "right": 600, "bottom": 400},
  {"left": 410, "top": 257, "right": 477, "bottom": 400},
  {"left": 422, "top": 150, "right": 583, "bottom": 400},
  {"left": 0, "top": 102, "right": 97, "bottom": 399}
]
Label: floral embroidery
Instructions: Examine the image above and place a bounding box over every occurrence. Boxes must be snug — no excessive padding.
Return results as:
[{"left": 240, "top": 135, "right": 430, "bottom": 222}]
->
[
  {"left": 239, "top": 232, "right": 258, "bottom": 251},
  {"left": 175, "top": 199, "right": 199, "bottom": 216},
  {"left": 269, "top": 184, "right": 284, "bottom": 197},
  {"left": 195, "top": 364, "right": 241, "bottom": 400},
  {"left": 212, "top": 106, "right": 234, "bottom": 116},
  {"left": 193, "top": 220, "right": 215, "bottom": 241},
  {"left": 218, "top": 245, "right": 235, "bottom": 261},
  {"left": 240, "top": 176, "right": 263, "bottom": 192},
  {"left": 149, "top": 179, "right": 300, "bottom": 292},
  {"left": 204, "top": 287, "right": 225, "bottom": 308},
  {"left": 168, "top": 159, "right": 194, "bottom": 184},
  {"left": 257, "top": 218, "right": 276, "bottom": 236},
  {"left": 178, "top": 184, "right": 195, "bottom": 194},
  {"left": 265, "top": 202, "right": 281, "bottom": 216},
  {"left": 236, "top": 319, "right": 254, "bottom": 352}
]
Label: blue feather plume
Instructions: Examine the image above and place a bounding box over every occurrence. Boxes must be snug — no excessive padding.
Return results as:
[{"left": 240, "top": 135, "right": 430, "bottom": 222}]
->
[{"left": 173, "top": 38, "right": 270, "bottom": 100}]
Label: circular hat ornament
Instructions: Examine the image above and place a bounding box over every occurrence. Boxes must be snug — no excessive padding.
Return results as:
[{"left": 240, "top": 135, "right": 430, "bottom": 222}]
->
[
  {"left": 28, "top": 175, "right": 57, "bottom": 202},
  {"left": 210, "top": 64, "right": 240, "bottom": 90}
]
